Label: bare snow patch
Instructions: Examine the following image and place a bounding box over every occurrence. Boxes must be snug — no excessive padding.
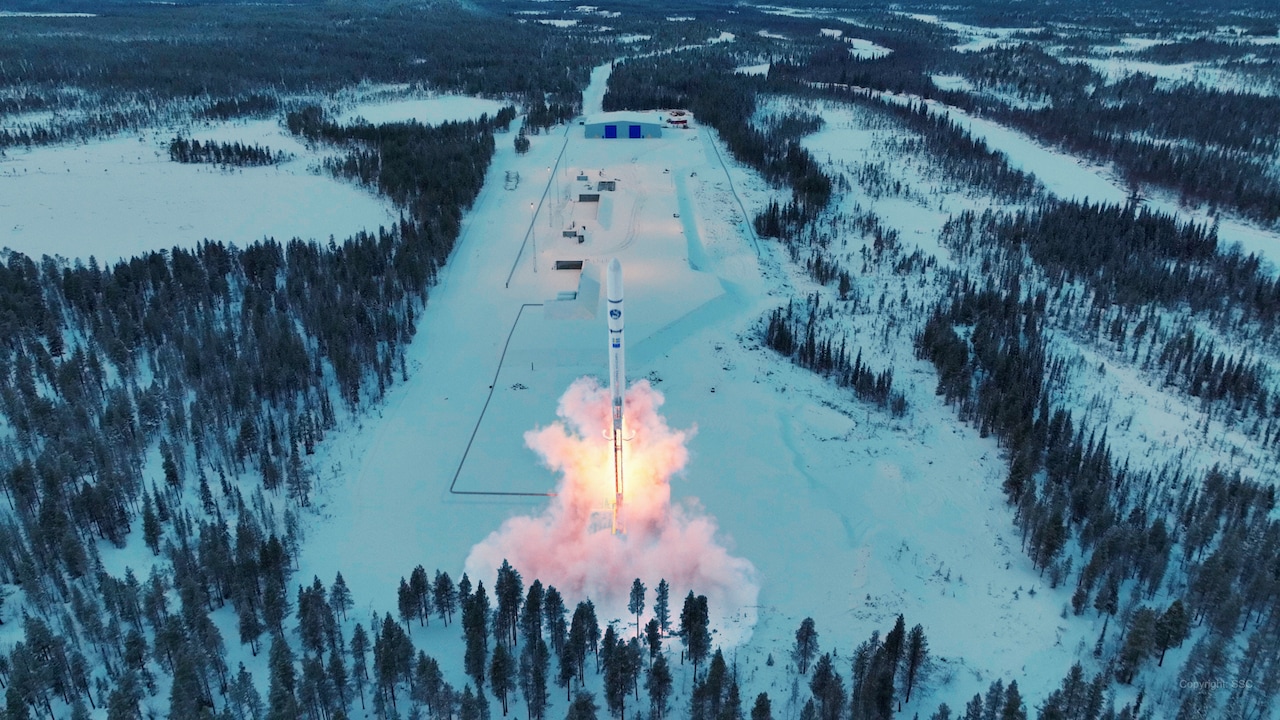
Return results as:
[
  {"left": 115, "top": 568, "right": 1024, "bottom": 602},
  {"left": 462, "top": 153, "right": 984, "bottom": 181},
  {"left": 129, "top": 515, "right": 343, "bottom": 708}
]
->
[
  {"left": 846, "top": 37, "right": 892, "bottom": 59},
  {"left": 0, "top": 123, "right": 397, "bottom": 264},
  {"left": 337, "top": 95, "right": 508, "bottom": 126},
  {"left": 735, "top": 63, "right": 772, "bottom": 76}
]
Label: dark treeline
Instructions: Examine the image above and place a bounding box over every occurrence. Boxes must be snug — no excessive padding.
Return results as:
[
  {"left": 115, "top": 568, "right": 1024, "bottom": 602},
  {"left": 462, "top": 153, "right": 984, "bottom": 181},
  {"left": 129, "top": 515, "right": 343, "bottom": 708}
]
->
[
  {"left": 604, "top": 51, "right": 833, "bottom": 223},
  {"left": 948, "top": 202, "right": 1280, "bottom": 326},
  {"left": 840, "top": 89, "right": 1042, "bottom": 202},
  {"left": 0, "top": 117, "right": 495, "bottom": 720},
  {"left": 288, "top": 106, "right": 500, "bottom": 226},
  {"left": 168, "top": 137, "right": 288, "bottom": 166},
  {"left": 771, "top": 36, "right": 963, "bottom": 101},
  {"left": 775, "top": 26, "right": 1280, "bottom": 223},
  {"left": 790, "top": 613, "right": 936, "bottom": 720},
  {"left": 0, "top": 105, "right": 168, "bottom": 149},
  {"left": 198, "top": 94, "right": 279, "bottom": 121},
  {"left": 0, "top": 3, "right": 595, "bottom": 148},
  {"left": 764, "top": 297, "right": 907, "bottom": 417},
  {"left": 1131, "top": 37, "right": 1280, "bottom": 64},
  {"left": 0, "top": 5, "right": 594, "bottom": 100},
  {"left": 969, "top": 50, "right": 1280, "bottom": 222},
  {"left": 915, "top": 199, "right": 1280, "bottom": 716}
]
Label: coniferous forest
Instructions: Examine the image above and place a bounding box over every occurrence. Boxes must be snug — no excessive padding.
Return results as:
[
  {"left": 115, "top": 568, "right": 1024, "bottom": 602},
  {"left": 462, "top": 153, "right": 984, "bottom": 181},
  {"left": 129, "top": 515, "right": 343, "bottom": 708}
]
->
[{"left": 3, "top": 0, "right": 1280, "bottom": 719}]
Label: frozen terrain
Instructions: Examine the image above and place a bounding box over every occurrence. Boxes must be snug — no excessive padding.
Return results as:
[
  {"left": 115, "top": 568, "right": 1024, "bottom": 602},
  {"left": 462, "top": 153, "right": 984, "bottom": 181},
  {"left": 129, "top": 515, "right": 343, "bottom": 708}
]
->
[
  {"left": 0, "top": 124, "right": 394, "bottom": 264},
  {"left": 285, "top": 64, "right": 1104, "bottom": 718},
  {"left": 0, "top": 97, "right": 510, "bottom": 265}
]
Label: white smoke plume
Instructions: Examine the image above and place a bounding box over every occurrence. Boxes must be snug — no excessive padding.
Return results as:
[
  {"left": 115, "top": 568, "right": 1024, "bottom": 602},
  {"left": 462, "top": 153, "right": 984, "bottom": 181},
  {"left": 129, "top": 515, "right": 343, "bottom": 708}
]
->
[{"left": 465, "top": 377, "right": 759, "bottom": 643}]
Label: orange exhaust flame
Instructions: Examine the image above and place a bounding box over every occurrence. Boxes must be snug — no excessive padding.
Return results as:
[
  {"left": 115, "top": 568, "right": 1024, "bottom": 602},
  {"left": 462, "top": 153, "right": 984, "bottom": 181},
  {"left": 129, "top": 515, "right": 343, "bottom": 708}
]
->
[{"left": 465, "top": 378, "right": 759, "bottom": 642}]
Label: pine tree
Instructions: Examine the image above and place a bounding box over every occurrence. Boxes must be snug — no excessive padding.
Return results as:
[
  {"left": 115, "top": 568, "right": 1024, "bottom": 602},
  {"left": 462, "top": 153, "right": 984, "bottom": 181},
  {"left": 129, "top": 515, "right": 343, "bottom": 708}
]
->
[
  {"left": 434, "top": 571, "right": 457, "bottom": 626},
  {"left": 653, "top": 581, "right": 670, "bottom": 636},
  {"left": 239, "top": 603, "right": 264, "bottom": 656},
  {"left": 520, "top": 638, "right": 551, "bottom": 720},
  {"left": 678, "top": 593, "right": 710, "bottom": 679},
  {"left": 490, "top": 644, "right": 515, "bottom": 716},
  {"left": 646, "top": 655, "right": 672, "bottom": 720},
  {"left": 750, "top": 693, "right": 772, "bottom": 720},
  {"left": 410, "top": 565, "right": 433, "bottom": 628},
  {"left": 464, "top": 582, "right": 491, "bottom": 688},
  {"left": 329, "top": 638, "right": 349, "bottom": 714},
  {"left": 1116, "top": 607, "right": 1158, "bottom": 684},
  {"left": 628, "top": 579, "right": 646, "bottom": 640},
  {"left": 567, "top": 691, "right": 600, "bottom": 720},
  {"left": 792, "top": 617, "right": 818, "bottom": 674},
  {"left": 884, "top": 615, "right": 906, "bottom": 682},
  {"left": 399, "top": 577, "right": 417, "bottom": 634},
  {"left": 142, "top": 493, "right": 162, "bottom": 555},
  {"left": 1001, "top": 681, "right": 1025, "bottom": 720},
  {"left": 904, "top": 624, "right": 929, "bottom": 703},
  {"left": 267, "top": 634, "right": 300, "bottom": 720},
  {"left": 982, "top": 680, "right": 1004, "bottom": 720},
  {"left": 1153, "top": 600, "right": 1190, "bottom": 666},
  {"left": 544, "top": 586, "right": 568, "bottom": 657},
  {"left": 170, "top": 647, "right": 209, "bottom": 718},
  {"left": 809, "top": 654, "right": 845, "bottom": 720},
  {"left": 6, "top": 684, "right": 31, "bottom": 720},
  {"left": 495, "top": 560, "right": 523, "bottom": 648},
  {"left": 331, "top": 572, "right": 353, "bottom": 623},
  {"left": 228, "top": 662, "right": 264, "bottom": 719},
  {"left": 351, "top": 623, "right": 369, "bottom": 710},
  {"left": 603, "top": 628, "right": 628, "bottom": 720},
  {"left": 522, "top": 580, "right": 545, "bottom": 647},
  {"left": 644, "top": 620, "right": 662, "bottom": 665}
]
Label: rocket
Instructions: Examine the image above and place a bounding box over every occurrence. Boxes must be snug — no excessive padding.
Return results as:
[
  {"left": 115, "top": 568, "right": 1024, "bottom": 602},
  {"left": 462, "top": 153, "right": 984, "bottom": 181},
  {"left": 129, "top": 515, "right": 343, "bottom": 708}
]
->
[{"left": 607, "top": 258, "right": 626, "bottom": 534}]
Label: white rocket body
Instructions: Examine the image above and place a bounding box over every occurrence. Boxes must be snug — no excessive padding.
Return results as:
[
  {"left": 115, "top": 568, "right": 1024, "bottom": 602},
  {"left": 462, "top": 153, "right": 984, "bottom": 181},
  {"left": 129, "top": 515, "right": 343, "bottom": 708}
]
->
[
  {"left": 606, "top": 258, "right": 625, "bottom": 534},
  {"left": 607, "top": 259, "right": 626, "bottom": 434}
]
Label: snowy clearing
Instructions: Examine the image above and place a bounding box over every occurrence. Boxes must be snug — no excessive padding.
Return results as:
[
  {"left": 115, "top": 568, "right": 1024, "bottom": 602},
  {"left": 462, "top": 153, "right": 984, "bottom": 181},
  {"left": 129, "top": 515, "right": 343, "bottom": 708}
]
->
[
  {"left": 0, "top": 120, "right": 396, "bottom": 264},
  {"left": 337, "top": 95, "right": 509, "bottom": 126}
]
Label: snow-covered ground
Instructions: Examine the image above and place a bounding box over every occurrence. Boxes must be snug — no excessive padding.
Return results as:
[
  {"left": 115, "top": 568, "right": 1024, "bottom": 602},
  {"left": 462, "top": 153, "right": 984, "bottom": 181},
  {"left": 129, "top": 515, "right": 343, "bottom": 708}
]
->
[
  {"left": 0, "top": 95, "right": 511, "bottom": 265},
  {"left": 834, "top": 85, "right": 1280, "bottom": 270},
  {"left": 337, "top": 95, "right": 508, "bottom": 126},
  {"left": 844, "top": 37, "right": 893, "bottom": 59},
  {"left": 0, "top": 10, "right": 96, "bottom": 17},
  {"left": 902, "top": 12, "right": 1038, "bottom": 53},
  {"left": 11, "top": 23, "right": 1276, "bottom": 719},
  {"left": 282, "top": 65, "right": 1103, "bottom": 719},
  {"left": 0, "top": 121, "right": 396, "bottom": 264}
]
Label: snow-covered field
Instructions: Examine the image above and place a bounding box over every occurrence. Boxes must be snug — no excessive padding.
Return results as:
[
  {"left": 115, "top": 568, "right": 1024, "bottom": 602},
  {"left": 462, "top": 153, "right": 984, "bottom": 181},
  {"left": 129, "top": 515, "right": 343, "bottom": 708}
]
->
[
  {"left": 834, "top": 84, "right": 1280, "bottom": 270},
  {"left": 0, "top": 96, "right": 512, "bottom": 265},
  {"left": 279, "top": 66, "right": 1104, "bottom": 719},
  {"left": 337, "top": 95, "right": 508, "bottom": 126},
  {"left": 0, "top": 122, "right": 396, "bottom": 264},
  {"left": 903, "top": 12, "right": 1038, "bottom": 53},
  {"left": 10, "top": 17, "right": 1279, "bottom": 718}
]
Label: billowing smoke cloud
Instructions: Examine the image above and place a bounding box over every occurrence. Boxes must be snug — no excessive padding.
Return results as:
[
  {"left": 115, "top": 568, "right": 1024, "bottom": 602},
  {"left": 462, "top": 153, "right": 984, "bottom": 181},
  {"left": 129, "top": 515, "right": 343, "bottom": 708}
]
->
[{"left": 466, "top": 378, "right": 759, "bottom": 644}]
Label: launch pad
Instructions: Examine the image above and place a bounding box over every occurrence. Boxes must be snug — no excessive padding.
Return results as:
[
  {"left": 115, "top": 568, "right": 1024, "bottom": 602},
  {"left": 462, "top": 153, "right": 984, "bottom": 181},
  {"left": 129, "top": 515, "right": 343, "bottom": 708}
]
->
[{"left": 448, "top": 131, "right": 725, "bottom": 498}]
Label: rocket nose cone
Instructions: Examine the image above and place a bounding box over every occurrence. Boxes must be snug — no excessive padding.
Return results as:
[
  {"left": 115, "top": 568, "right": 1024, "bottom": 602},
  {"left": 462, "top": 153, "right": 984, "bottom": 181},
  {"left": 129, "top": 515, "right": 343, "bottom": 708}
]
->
[{"left": 607, "top": 258, "right": 623, "bottom": 299}]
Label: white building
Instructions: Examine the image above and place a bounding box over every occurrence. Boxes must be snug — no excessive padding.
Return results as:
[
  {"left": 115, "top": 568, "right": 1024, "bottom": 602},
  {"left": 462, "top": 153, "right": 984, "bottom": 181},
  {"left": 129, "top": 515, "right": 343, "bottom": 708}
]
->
[{"left": 583, "top": 112, "right": 664, "bottom": 139}]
